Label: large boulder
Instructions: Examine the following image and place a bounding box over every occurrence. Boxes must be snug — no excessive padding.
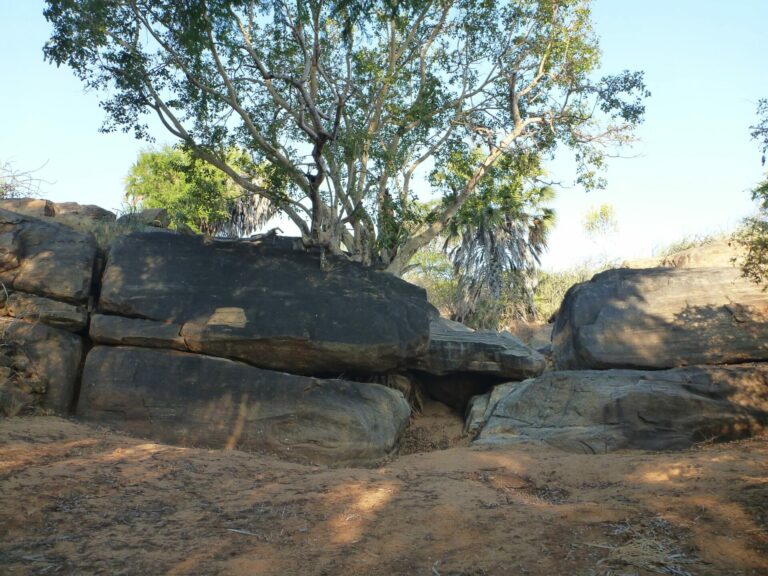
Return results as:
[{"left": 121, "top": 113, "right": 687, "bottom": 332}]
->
[
  {"left": 0, "top": 317, "right": 83, "bottom": 415},
  {"left": 0, "top": 208, "right": 99, "bottom": 304},
  {"left": 410, "top": 318, "right": 545, "bottom": 409},
  {"left": 98, "top": 233, "right": 435, "bottom": 374},
  {"left": 474, "top": 365, "right": 768, "bottom": 453},
  {"left": 552, "top": 267, "right": 768, "bottom": 370},
  {"left": 79, "top": 346, "right": 411, "bottom": 465}
]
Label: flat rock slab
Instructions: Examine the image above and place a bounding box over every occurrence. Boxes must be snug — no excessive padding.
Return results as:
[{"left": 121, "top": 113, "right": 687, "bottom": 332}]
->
[
  {"left": 0, "top": 209, "right": 98, "bottom": 304},
  {"left": 90, "top": 314, "right": 187, "bottom": 350},
  {"left": 98, "top": 233, "right": 434, "bottom": 374},
  {"left": 409, "top": 318, "right": 545, "bottom": 409},
  {"left": 3, "top": 292, "right": 87, "bottom": 332},
  {"left": 552, "top": 267, "right": 768, "bottom": 370},
  {"left": 412, "top": 318, "right": 545, "bottom": 378},
  {"left": 0, "top": 317, "right": 83, "bottom": 414},
  {"left": 474, "top": 365, "right": 768, "bottom": 453},
  {"left": 78, "top": 346, "right": 411, "bottom": 465}
]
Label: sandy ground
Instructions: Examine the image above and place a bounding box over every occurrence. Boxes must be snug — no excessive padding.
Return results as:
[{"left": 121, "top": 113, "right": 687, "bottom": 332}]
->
[{"left": 1, "top": 402, "right": 767, "bottom": 576}]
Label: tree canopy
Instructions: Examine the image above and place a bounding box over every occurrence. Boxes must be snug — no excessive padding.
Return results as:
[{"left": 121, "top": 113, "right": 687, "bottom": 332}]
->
[
  {"left": 124, "top": 145, "right": 278, "bottom": 236},
  {"left": 736, "top": 99, "right": 768, "bottom": 286},
  {"left": 44, "top": 0, "right": 648, "bottom": 273}
]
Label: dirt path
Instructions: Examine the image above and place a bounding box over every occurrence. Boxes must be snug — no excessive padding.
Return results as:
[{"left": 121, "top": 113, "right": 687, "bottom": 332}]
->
[{"left": 1, "top": 412, "right": 767, "bottom": 575}]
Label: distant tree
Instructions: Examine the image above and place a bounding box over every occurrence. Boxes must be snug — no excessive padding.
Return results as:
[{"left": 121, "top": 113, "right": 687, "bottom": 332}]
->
[
  {"left": 736, "top": 100, "right": 768, "bottom": 286},
  {"left": 0, "top": 161, "right": 47, "bottom": 199},
  {"left": 751, "top": 98, "right": 768, "bottom": 167},
  {"left": 736, "top": 176, "right": 768, "bottom": 286},
  {"left": 44, "top": 0, "right": 648, "bottom": 274},
  {"left": 124, "top": 145, "right": 282, "bottom": 236},
  {"left": 583, "top": 203, "right": 618, "bottom": 238}
]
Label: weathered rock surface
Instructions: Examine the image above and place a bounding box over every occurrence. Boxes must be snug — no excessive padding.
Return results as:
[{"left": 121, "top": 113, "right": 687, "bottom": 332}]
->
[
  {"left": 79, "top": 346, "right": 411, "bottom": 465},
  {"left": 660, "top": 240, "right": 741, "bottom": 269},
  {"left": 0, "top": 317, "right": 83, "bottom": 415},
  {"left": 98, "top": 233, "right": 435, "bottom": 374},
  {"left": 3, "top": 292, "right": 87, "bottom": 332},
  {"left": 90, "top": 314, "right": 187, "bottom": 350},
  {"left": 622, "top": 240, "right": 742, "bottom": 270},
  {"left": 552, "top": 267, "right": 768, "bottom": 370},
  {"left": 464, "top": 381, "right": 518, "bottom": 435},
  {"left": 410, "top": 318, "right": 545, "bottom": 409},
  {"left": 0, "top": 209, "right": 98, "bottom": 304},
  {"left": 53, "top": 202, "right": 116, "bottom": 222},
  {"left": 116, "top": 207, "right": 170, "bottom": 228},
  {"left": 0, "top": 199, "right": 56, "bottom": 218},
  {"left": 0, "top": 198, "right": 116, "bottom": 222},
  {"left": 413, "top": 318, "right": 545, "bottom": 377},
  {"left": 474, "top": 365, "right": 768, "bottom": 453}
]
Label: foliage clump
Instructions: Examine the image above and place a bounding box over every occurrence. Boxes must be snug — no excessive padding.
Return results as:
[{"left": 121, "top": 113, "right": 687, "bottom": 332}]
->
[
  {"left": 124, "top": 145, "right": 280, "bottom": 237},
  {"left": 44, "top": 0, "right": 648, "bottom": 273}
]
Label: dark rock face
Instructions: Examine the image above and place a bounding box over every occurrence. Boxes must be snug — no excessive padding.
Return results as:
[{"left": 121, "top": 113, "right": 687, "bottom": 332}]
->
[
  {"left": 411, "top": 318, "right": 545, "bottom": 409},
  {"left": 0, "top": 209, "right": 99, "bottom": 304},
  {"left": 0, "top": 318, "right": 83, "bottom": 415},
  {"left": 475, "top": 365, "right": 768, "bottom": 453},
  {"left": 552, "top": 267, "right": 768, "bottom": 370},
  {"left": 99, "top": 233, "right": 435, "bottom": 374},
  {"left": 79, "top": 346, "right": 411, "bottom": 465}
]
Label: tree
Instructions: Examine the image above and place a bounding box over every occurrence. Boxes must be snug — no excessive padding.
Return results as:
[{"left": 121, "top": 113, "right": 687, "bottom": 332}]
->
[
  {"left": 44, "top": 0, "right": 648, "bottom": 273},
  {"left": 124, "top": 145, "right": 279, "bottom": 236},
  {"left": 0, "top": 161, "right": 47, "bottom": 199},
  {"left": 736, "top": 176, "right": 768, "bottom": 286},
  {"left": 440, "top": 151, "right": 555, "bottom": 324},
  {"left": 735, "top": 100, "right": 768, "bottom": 286},
  {"left": 583, "top": 203, "right": 617, "bottom": 238},
  {"left": 751, "top": 98, "right": 768, "bottom": 167}
]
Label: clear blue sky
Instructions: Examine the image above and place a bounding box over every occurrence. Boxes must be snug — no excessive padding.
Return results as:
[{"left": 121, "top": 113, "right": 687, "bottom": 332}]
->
[{"left": 1, "top": 1, "right": 766, "bottom": 270}]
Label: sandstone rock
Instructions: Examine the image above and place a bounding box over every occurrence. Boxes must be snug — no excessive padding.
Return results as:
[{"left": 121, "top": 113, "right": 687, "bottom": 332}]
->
[
  {"left": 464, "top": 381, "right": 518, "bottom": 435},
  {"left": 622, "top": 240, "right": 742, "bottom": 270},
  {"left": 90, "top": 314, "right": 187, "bottom": 350},
  {"left": 413, "top": 318, "right": 545, "bottom": 378},
  {"left": 3, "top": 292, "right": 87, "bottom": 332},
  {"left": 475, "top": 365, "right": 768, "bottom": 453},
  {"left": 116, "top": 208, "right": 170, "bottom": 228},
  {"left": 0, "top": 209, "right": 98, "bottom": 304},
  {"left": 0, "top": 198, "right": 55, "bottom": 218},
  {"left": 552, "top": 267, "right": 768, "bottom": 370},
  {"left": 410, "top": 318, "right": 545, "bottom": 409},
  {"left": 660, "top": 240, "right": 741, "bottom": 268},
  {"left": 0, "top": 317, "right": 83, "bottom": 414},
  {"left": 98, "top": 233, "right": 434, "bottom": 374},
  {"left": 79, "top": 346, "right": 411, "bottom": 465},
  {"left": 53, "top": 202, "right": 116, "bottom": 222}
]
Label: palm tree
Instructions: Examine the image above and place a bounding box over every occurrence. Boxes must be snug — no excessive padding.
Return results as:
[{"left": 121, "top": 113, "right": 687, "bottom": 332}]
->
[{"left": 443, "top": 156, "right": 555, "bottom": 327}]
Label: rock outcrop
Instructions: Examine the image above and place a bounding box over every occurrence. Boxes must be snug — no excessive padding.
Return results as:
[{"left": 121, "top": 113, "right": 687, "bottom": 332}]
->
[
  {"left": 0, "top": 318, "right": 83, "bottom": 415},
  {"left": 0, "top": 209, "right": 96, "bottom": 415},
  {"left": 410, "top": 318, "right": 545, "bottom": 409},
  {"left": 80, "top": 346, "right": 411, "bottom": 465},
  {"left": 98, "top": 232, "right": 435, "bottom": 375},
  {"left": 0, "top": 208, "right": 99, "bottom": 303},
  {"left": 621, "top": 240, "right": 742, "bottom": 270},
  {"left": 552, "top": 267, "right": 768, "bottom": 370},
  {"left": 474, "top": 365, "right": 768, "bottom": 453}
]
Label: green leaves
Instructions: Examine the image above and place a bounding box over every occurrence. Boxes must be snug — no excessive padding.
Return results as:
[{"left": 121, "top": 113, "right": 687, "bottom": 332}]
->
[
  {"left": 45, "top": 0, "right": 648, "bottom": 270},
  {"left": 124, "top": 145, "right": 277, "bottom": 236}
]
